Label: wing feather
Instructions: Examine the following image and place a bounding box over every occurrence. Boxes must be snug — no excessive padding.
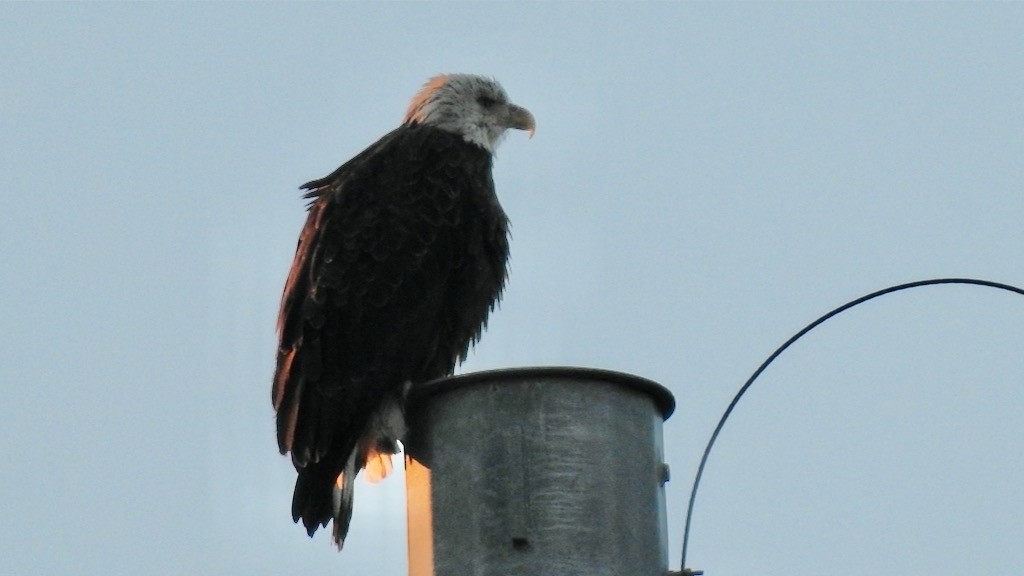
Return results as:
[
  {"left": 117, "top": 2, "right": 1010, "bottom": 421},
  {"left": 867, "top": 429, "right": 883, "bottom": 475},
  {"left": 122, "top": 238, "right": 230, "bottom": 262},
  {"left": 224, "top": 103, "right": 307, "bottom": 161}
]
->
[{"left": 273, "top": 124, "right": 510, "bottom": 540}]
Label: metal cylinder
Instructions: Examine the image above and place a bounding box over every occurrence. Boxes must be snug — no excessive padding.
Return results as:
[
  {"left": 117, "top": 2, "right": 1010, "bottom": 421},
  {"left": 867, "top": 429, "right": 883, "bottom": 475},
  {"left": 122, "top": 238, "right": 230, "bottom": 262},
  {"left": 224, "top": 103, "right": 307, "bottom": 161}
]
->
[{"left": 404, "top": 366, "right": 675, "bottom": 576}]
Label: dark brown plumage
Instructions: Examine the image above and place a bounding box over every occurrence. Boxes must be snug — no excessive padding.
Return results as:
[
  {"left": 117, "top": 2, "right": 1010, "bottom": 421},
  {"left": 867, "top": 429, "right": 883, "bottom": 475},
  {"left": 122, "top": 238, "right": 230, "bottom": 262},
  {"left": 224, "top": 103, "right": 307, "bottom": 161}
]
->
[{"left": 272, "top": 74, "right": 533, "bottom": 548}]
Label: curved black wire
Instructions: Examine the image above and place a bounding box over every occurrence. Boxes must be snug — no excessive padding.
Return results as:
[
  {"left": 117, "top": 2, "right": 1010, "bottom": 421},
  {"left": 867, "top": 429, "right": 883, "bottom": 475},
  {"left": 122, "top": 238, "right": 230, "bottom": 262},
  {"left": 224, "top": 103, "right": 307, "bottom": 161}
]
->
[{"left": 680, "top": 278, "right": 1024, "bottom": 572}]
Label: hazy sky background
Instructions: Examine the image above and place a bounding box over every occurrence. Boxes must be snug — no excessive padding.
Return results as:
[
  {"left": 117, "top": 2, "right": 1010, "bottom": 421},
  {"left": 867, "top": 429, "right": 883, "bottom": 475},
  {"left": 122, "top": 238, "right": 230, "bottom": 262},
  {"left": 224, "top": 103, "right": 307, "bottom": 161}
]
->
[{"left": 3, "top": 3, "right": 1023, "bottom": 575}]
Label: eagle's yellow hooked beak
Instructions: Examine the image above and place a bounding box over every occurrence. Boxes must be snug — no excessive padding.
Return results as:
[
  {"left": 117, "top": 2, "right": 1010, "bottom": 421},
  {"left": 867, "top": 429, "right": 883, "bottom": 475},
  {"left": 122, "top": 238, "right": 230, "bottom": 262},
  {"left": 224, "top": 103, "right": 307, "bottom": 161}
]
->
[{"left": 507, "top": 104, "right": 535, "bottom": 138}]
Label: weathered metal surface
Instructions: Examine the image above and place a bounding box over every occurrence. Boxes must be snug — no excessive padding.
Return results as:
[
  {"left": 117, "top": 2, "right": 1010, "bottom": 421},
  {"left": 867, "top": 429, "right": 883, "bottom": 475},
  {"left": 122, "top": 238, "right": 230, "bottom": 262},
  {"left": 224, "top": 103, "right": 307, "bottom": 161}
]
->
[{"left": 405, "top": 367, "right": 674, "bottom": 576}]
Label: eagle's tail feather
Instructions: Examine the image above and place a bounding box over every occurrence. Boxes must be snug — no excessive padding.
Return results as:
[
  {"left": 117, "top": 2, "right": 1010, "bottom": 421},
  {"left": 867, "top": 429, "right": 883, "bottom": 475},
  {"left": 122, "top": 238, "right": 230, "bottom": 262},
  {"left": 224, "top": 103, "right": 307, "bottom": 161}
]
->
[
  {"left": 289, "top": 390, "right": 409, "bottom": 549},
  {"left": 331, "top": 451, "right": 359, "bottom": 549},
  {"left": 290, "top": 450, "right": 357, "bottom": 548}
]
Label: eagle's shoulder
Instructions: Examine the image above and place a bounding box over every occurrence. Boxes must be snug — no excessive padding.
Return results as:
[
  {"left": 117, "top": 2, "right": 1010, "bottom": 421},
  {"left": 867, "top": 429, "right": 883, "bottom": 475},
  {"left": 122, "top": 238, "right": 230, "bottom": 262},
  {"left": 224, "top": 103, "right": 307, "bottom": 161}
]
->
[{"left": 298, "top": 124, "right": 490, "bottom": 202}]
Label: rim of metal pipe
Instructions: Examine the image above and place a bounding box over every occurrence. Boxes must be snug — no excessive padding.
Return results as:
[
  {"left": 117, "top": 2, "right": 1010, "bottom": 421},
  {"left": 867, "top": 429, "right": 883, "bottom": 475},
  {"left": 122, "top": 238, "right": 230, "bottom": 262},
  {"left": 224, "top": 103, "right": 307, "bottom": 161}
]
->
[{"left": 408, "top": 365, "right": 676, "bottom": 419}]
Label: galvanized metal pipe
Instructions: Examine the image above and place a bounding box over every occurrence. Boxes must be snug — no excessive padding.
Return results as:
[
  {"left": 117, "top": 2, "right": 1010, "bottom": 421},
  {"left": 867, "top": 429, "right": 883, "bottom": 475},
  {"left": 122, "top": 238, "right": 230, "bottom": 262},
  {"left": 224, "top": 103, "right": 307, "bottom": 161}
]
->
[{"left": 404, "top": 367, "right": 675, "bottom": 576}]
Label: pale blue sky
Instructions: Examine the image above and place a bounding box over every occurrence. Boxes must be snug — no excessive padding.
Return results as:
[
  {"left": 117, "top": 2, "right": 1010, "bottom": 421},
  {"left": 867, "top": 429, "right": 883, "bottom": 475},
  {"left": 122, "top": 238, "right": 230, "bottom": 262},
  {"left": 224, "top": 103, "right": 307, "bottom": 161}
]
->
[{"left": 2, "top": 3, "right": 1023, "bottom": 575}]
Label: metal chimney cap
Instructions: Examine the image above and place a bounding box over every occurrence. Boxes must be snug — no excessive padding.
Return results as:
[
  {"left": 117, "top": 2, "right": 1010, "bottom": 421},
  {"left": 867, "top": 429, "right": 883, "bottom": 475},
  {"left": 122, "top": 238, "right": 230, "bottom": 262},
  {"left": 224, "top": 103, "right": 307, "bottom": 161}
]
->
[{"left": 408, "top": 365, "right": 676, "bottom": 419}]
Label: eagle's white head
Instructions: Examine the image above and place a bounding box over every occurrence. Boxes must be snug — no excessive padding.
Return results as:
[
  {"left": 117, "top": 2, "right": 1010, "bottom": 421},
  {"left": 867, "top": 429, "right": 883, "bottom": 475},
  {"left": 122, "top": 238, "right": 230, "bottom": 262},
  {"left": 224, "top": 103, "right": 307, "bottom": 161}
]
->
[{"left": 404, "top": 74, "right": 535, "bottom": 153}]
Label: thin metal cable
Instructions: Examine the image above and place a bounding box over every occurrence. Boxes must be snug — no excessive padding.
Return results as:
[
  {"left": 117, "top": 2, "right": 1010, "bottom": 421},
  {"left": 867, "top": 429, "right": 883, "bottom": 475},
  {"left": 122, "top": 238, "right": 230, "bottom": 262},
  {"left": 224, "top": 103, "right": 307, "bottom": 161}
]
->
[{"left": 680, "top": 278, "right": 1024, "bottom": 572}]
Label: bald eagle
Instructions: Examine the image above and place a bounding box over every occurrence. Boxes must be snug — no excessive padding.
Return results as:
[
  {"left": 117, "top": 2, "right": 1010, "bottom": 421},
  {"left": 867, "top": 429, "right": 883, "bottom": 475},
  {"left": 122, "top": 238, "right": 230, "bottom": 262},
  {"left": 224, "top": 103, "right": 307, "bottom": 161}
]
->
[{"left": 272, "top": 74, "right": 534, "bottom": 548}]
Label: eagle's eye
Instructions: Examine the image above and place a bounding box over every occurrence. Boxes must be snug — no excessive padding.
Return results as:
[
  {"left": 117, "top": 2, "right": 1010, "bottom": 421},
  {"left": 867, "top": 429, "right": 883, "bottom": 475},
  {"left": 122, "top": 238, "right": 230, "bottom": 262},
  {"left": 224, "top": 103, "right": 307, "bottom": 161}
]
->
[{"left": 476, "top": 94, "right": 498, "bottom": 108}]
